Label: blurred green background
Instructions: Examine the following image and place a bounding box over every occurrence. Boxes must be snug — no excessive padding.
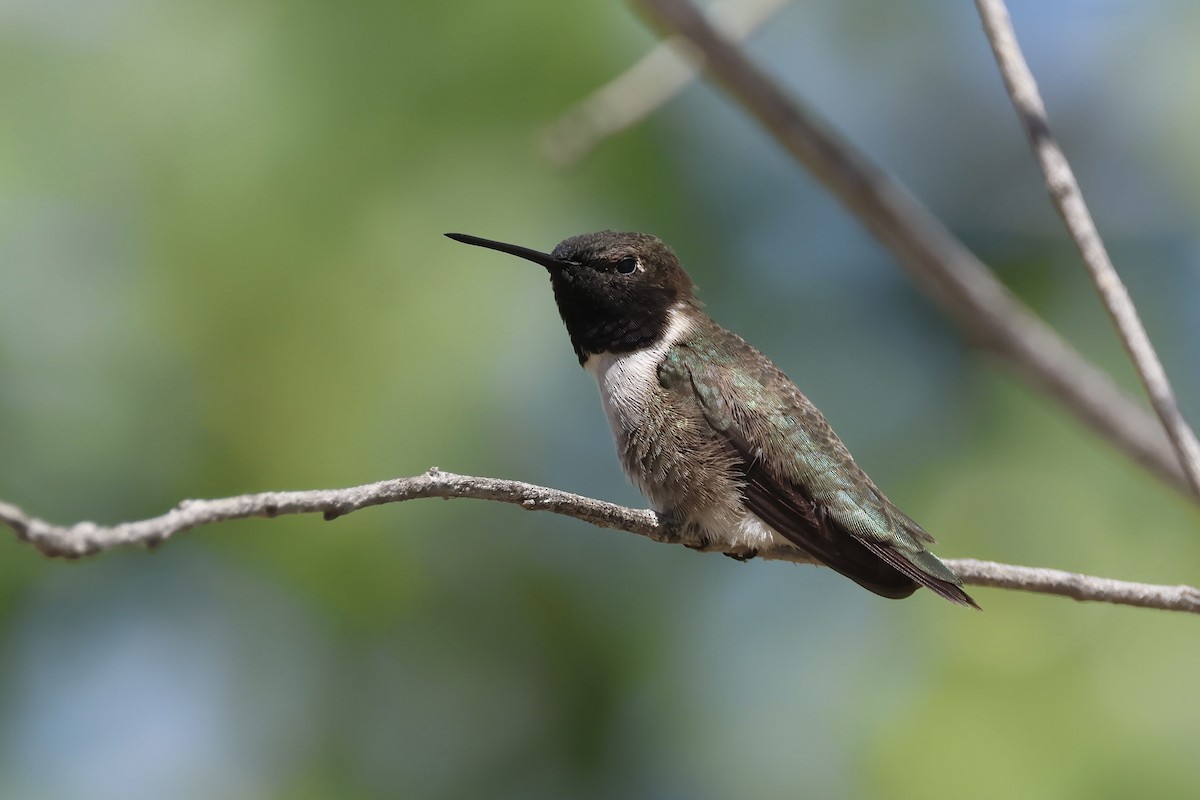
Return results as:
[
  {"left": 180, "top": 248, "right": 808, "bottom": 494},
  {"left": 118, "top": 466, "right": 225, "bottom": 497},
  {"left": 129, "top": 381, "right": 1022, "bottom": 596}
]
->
[{"left": 2, "top": 1, "right": 1198, "bottom": 798}]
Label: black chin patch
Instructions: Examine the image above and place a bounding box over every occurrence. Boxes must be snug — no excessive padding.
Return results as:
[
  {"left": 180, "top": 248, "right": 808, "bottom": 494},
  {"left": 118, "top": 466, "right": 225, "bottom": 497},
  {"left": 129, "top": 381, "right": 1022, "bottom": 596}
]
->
[
  {"left": 567, "top": 314, "right": 667, "bottom": 363},
  {"left": 550, "top": 275, "right": 671, "bottom": 363}
]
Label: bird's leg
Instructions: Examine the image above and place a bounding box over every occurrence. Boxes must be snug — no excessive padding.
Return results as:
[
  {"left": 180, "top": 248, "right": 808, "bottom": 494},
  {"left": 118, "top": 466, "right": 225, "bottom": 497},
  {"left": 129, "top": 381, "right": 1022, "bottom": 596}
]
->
[
  {"left": 659, "top": 510, "right": 758, "bottom": 561},
  {"left": 657, "top": 509, "right": 714, "bottom": 551}
]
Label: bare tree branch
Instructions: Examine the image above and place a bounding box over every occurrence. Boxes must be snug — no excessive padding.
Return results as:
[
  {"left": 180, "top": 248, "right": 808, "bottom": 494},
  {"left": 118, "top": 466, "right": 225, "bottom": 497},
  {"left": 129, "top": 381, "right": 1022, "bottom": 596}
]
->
[
  {"left": 541, "top": 0, "right": 791, "bottom": 165},
  {"left": 945, "top": 558, "right": 1200, "bottom": 613},
  {"left": 630, "top": 0, "right": 1194, "bottom": 501},
  {"left": 974, "top": 0, "right": 1200, "bottom": 500},
  {"left": 2, "top": 470, "right": 1197, "bottom": 614}
]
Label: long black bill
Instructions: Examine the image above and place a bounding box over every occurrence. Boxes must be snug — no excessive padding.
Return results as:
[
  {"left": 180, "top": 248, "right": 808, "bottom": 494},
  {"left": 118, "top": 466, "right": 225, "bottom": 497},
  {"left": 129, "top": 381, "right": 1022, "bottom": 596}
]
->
[{"left": 445, "top": 233, "right": 565, "bottom": 271}]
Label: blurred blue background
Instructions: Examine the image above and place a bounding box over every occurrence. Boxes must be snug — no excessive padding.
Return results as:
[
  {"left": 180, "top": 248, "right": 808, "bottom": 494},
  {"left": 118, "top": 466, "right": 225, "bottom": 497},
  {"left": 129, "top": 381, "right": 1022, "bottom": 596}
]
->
[{"left": 2, "top": 1, "right": 1198, "bottom": 798}]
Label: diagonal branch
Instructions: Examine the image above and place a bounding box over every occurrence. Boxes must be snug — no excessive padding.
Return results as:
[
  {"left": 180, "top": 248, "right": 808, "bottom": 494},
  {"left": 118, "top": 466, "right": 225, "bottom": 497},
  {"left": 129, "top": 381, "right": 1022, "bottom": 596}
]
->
[
  {"left": 541, "top": 0, "right": 791, "bottom": 165},
  {"left": 974, "top": 0, "right": 1200, "bottom": 500},
  {"left": 630, "top": 0, "right": 1195, "bottom": 501},
  {"left": 2, "top": 470, "right": 1198, "bottom": 614}
]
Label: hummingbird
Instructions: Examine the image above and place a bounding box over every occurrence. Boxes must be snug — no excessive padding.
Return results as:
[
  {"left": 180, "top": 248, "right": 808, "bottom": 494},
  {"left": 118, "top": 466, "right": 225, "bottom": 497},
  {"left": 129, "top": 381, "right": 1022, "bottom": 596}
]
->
[{"left": 446, "top": 230, "right": 976, "bottom": 607}]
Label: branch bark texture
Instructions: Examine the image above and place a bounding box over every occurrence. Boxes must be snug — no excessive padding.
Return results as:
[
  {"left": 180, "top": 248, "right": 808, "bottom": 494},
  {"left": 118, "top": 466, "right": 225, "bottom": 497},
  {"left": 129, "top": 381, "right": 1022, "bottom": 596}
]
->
[
  {"left": 3, "top": 470, "right": 1198, "bottom": 614},
  {"left": 632, "top": 0, "right": 1194, "bottom": 501}
]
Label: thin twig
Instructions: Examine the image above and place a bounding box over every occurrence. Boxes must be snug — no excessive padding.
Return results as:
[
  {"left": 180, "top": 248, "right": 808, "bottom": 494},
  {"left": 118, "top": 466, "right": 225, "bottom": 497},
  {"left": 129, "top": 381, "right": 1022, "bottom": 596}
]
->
[
  {"left": 542, "top": 0, "right": 791, "bottom": 165},
  {"left": 2, "top": 470, "right": 1197, "bottom": 613},
  {"left": 974, "top": 0, "right": 1200, "bottom": 500},
  {"left": 945, "top": 558, "right": 1200, "bottom": 613},
  {"left": 631, "top": 0, "right": 1194, "bottom": 501}
]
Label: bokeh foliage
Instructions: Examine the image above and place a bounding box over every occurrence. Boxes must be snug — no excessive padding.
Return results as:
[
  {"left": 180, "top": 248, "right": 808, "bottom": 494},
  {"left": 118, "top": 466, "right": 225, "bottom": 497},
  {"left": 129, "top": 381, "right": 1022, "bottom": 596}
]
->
[{"left": 2, "top": 1, "right": 1198, "bottom": 798}]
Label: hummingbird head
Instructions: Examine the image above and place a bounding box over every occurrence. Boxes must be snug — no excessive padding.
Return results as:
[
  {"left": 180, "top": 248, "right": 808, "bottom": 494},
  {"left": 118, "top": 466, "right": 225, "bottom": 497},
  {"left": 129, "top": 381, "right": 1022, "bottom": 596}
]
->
[{"left": 446, "top": 230, "right": 697, "bottom": 363}]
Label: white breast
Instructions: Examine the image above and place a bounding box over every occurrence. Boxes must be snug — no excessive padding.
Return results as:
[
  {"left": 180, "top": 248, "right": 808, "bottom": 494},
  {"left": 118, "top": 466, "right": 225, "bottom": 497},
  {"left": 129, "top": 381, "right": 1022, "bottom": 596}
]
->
[
  {"left": 582, "top": 306, "right": 694, "bottom": 439},
  {"left": 582, "top": 307, "right": 792, "bottom": 553}
]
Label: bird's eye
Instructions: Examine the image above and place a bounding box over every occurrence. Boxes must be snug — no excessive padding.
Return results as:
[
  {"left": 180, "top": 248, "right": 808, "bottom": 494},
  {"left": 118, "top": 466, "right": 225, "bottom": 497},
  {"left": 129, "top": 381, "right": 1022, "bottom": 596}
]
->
[{"left": 615, "top": 256, "right": 638, "bottom": 274}]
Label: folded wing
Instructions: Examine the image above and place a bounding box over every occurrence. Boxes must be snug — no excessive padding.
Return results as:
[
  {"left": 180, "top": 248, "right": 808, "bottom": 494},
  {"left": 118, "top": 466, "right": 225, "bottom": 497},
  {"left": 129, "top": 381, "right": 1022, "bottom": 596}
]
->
[{"left": 660, "top": 340, "right": 977, "bottom": 608}]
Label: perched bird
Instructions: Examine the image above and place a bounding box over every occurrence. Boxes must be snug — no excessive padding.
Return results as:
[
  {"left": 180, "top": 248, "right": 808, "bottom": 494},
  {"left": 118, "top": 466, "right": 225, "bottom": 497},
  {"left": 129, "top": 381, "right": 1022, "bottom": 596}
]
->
[{"left": 447, "top": 230, "right": 976, "bottom": 607}]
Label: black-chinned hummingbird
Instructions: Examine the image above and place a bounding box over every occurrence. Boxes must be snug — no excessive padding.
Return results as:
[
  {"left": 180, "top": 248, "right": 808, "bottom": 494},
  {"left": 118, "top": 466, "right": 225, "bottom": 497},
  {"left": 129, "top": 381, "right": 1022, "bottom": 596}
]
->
[{"left": 446, "top": 230, "right": 976, "bottom": 607}]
